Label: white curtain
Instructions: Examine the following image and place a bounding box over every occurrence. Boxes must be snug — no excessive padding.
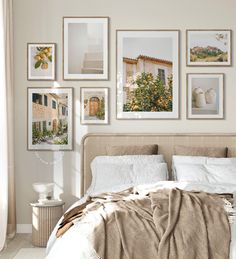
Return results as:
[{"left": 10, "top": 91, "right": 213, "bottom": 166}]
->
[{"left": 0, "top": 0, "right": 15, "bottom": 252}]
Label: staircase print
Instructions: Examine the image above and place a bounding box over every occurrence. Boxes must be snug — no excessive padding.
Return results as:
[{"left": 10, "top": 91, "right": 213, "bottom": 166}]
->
[{"left": 81, "top": 44, "right": 103, "bottom": 74}]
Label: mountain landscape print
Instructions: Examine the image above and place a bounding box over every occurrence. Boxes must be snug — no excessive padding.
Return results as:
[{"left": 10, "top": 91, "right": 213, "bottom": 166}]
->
[{"left": 187, "top": 30, "right": 231, "bottom": 66}]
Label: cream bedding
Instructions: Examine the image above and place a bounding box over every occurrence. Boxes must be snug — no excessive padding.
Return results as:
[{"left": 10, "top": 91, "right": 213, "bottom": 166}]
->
[{"left": 46, "top": 181, "right": 236, "bottom": 259}]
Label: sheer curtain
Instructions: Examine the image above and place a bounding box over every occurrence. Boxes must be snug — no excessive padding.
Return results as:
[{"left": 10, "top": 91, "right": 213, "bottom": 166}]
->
[{"left": 0, "top": 0, "right": 15, "bottom": 252}]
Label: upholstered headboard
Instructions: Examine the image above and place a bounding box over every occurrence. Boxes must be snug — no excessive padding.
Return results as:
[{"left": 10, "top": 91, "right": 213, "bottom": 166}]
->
[{"left": 80, "top": 133, "right": 236, "bottom": 196}]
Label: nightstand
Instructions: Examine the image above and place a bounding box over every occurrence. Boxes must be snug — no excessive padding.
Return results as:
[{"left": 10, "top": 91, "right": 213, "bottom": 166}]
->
[{"left": 30, "top": 201, "right": 65, "bottom": 247}]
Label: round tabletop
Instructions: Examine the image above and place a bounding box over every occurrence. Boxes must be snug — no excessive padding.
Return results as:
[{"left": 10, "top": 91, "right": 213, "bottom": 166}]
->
[{"left": 30, "top": 200, "right": 65, "bottom": 207}]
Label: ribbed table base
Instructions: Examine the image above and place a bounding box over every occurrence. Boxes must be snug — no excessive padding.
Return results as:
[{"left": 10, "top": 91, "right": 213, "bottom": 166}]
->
[{"left": 32, "top": 205, "right": 63, "bottom": 247}]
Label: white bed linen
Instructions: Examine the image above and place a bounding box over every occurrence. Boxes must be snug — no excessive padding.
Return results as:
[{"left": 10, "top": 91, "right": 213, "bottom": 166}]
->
[
  {"left": 174, "top": 164, "right": 236, "bottom": 184},
  {"left": 46, "top": 195, "right": 89, "bottom": 257},
  {"left": 88, "top": 155, "right": 167, "bottom": 195},
  {"left": 46, "top": 181, "right": 236, "bottom": 259}
]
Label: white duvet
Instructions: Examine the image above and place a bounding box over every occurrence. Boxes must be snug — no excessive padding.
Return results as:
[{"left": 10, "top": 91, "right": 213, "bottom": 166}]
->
[{"left": 46, "top": 181, "right": 236, "bottom": 259}]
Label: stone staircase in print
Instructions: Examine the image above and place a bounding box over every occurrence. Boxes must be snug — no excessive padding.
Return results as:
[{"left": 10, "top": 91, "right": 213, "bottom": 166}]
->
[{"left": 81, "top": 45, "right": 103, "bottom": 74}]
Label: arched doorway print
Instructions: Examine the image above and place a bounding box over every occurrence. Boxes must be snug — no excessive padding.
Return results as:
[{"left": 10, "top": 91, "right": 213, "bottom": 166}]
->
[{"left": 89, "top": 97, "right": 100, "bottom": 116}]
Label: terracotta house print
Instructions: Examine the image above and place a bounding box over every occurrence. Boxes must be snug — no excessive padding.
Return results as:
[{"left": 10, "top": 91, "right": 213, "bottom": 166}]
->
[
  {"left": 32, "top": 93, "right": 68, "bottom": 134},
  {"left": 83, "top": 91, "right": 105, "bottom": 120},
  {"left": 123, "top": 55, "right": 172, "bottom": 104}
]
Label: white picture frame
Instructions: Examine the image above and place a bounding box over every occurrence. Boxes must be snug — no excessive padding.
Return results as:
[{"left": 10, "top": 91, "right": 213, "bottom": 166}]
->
[
  {"left": 187, "top": 73, "right": 224, "bottom": 119},
  {"left": 63, "top": 17, "right": 109, "bottom": 80},
  {"left": 116, "top": 30, "right": 179, "bottom": 119},
  {"left": 28, "top": 87, "right": 73, "bottom": 150},
  {"left": 186, "top": 30, "right": 232, "bottom": 66},
  {"left": 80, "top": 87, "right": 109, "bottom": 125},
  {"left": 27, "top": 43, "right": 56, "bottom": 81}
]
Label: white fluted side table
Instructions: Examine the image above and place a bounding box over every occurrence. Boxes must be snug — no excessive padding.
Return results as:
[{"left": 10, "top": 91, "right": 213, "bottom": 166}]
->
[{"left": 30, "top": 201, "right": 65, "bottom": 247}]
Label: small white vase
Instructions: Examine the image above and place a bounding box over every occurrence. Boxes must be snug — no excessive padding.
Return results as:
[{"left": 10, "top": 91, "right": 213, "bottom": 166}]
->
[
  {"left": 195, "top": 92, "right": 206, "bottom": 108},
  {"left": 192, "top": 87, "right": 204, "bottom": 102},
  {"left": 205, "top": 88, "right": 216, "bottom": 104}
]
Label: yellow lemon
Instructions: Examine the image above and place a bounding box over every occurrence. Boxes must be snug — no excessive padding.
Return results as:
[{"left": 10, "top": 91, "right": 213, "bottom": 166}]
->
[
  {"left": 41, "top": 63, "right": 48, "bottom": 69},
  {"left": 34, "top": 55, "right": 41, "bottom": 61}
]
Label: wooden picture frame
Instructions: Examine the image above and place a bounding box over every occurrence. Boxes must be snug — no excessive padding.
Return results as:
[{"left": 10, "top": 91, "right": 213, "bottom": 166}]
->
[
  {"left": 186, "top": 30, "right": 232, "bottom": 66},
  {"left": 27, "top": 87, "right": 73, "bottom": 150},
  {"left": 187, "top": 73, "right": 224, "bottom": 119},
  {"left": 80, "top": 87, "right": 109, "bottom": 124},
  {"left": 116, "top": 30, "right": 179, "bottom": 119},
  {"left": 63, "top": 17, "right": 109, "bottom": 80},
  {"left": 27, "top": 43, "right": 56, "bottom": 80}
]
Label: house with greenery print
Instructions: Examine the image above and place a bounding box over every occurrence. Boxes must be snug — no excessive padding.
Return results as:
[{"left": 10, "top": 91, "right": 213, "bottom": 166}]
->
[
  {"left": 123, "top": 55, "right": 173, "bottom": 112},
  {"left": 32, "top": 93, "right": 68, "bottom": 145}
]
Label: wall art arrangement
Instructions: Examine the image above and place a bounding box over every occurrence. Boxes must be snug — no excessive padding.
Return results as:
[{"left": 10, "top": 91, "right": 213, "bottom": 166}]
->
[
  {"left": 80, "top": 87, "right": 109, "bottom": 124},
  {"left": 63, "top": 17, "right": 109, "bottom": 80},
  {"left": 27, "top": 43, "right": 56, "bottom": 80},
  {"left": 116, "top": 30, "right": 179, "bottom": 119},
  {"left": 26, "top": 14, "right": 233, "bottom": 151},
  {"left": 186, "top": 30, "right": 232, "bottom": 66},
  {"left": 27, "top": 87, "right": 73, "bottom": 150},
  {"left": 187, "top": 73, "right": 224, "bottom": 119}
]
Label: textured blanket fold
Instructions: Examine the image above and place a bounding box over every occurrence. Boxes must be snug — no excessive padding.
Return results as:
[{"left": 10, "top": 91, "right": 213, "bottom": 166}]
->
[{"left": 57, "top": 188, "right": 231, "bottom": 259}]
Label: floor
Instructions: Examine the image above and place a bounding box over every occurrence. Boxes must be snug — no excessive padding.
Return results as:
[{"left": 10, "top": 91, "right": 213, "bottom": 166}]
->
[{"left": 0, "top": 234, "right": 45, "bottom": 259}]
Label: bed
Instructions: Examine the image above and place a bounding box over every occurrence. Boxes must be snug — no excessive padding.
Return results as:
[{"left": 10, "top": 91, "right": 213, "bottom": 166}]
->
[{"left": 46, "top": 133, "right": 236, "bottom": 259}]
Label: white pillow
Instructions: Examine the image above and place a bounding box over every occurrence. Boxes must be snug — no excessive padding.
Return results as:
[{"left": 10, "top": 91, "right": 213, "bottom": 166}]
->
[
  {"left": 87, "top": 155, "right": 167, "bottom": 195},
  {"left": 206, "top": 165, "right": 236, "bottom": 184},
  {"left": 175, "top": 164, "right": 207, "bottom": 182},
  {"left": 133, "top": 163, "right": 168, "bottom": 185},
  {"left": 172, "top": 155, "right": 207, "bottom": 165},
  {"left": 175, "top": 164, "right": 236, "bottom": 185},
  {"left": 172, "top": 155, "right": 207, "bottom": 180},
  {"left": 88, "top": 163, "right": 134, "bottom": 195},
  {"left": 207, "top": 157, "right": 236, "bottom": 165}
]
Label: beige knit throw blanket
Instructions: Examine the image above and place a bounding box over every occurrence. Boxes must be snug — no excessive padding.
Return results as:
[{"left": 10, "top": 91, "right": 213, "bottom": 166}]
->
[{"left": 57, "top": 188, "right": 231, "bottom": 259}]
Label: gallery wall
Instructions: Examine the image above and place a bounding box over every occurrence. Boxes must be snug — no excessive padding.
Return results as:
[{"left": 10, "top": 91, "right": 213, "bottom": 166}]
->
[{"left": 13, "top": 0, "right": 236, "bottom": 229}]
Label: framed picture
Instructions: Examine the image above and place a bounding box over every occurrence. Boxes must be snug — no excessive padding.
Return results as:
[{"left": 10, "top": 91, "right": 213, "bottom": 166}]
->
[
  {"left": 63, "top": 17, "right": 109, "bottom": 80},
  {"left": 187, "top": 73, "right": 224, "bottom": 119},
  {"left": 80, "top": 87, "right": 109, "bottom": 124},
  {"left": 27, "top": 87, "right": 73, "bottom": 150},
  {"left": 116, "top": 30, "right": 179, "bottom": 119},
  {"left": 27, "top": 43, "right": 56, "bottom": 80},
  {"left": 186, "top": 30, "right": 232, "bottom": 66}
]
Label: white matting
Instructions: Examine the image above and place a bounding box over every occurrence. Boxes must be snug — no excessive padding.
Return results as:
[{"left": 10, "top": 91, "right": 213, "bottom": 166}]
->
[{"left": 13, "top": 248, "right": 45, "bottom": 259}]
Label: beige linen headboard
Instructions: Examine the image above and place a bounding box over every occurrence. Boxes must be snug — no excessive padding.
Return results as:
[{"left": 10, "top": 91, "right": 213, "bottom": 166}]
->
[{"left": 81, "top": 133, "right": 236, "bottom": 196}]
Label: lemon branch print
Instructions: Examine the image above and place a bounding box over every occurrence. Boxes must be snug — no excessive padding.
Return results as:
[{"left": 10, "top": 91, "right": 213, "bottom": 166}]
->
[{"left": 34, "top": 47, "right": 52, "bottom": 70}]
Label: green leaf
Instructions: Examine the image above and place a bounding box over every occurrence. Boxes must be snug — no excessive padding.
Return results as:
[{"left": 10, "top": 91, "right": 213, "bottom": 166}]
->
[
  {"left": 48, "top": 55, "right": 52, "bottom": 62},
  {"left": 35, "top": 60, "right": 42, "bottom": 69}
]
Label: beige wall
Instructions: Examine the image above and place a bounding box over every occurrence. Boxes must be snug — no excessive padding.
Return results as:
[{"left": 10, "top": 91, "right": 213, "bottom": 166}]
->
[{"left": 13, "top": 0, "right": 236, "bottom": 226}]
